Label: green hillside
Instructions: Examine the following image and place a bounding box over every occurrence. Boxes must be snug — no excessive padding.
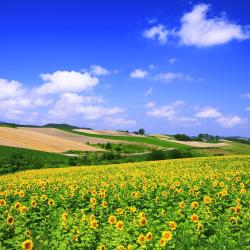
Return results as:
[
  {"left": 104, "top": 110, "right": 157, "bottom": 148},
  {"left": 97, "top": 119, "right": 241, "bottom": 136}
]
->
[
  {"left": 64, "top": 129, "right": 192, "bottom": 149},
  {"left": 0, "top": 146, "right": 70, "bottom": 174}
]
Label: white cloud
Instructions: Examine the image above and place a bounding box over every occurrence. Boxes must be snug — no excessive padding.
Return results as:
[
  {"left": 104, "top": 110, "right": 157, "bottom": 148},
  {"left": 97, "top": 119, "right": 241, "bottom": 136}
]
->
[
  {"left": 146, "top": 100, "right": 185, "bottom": 118},
  {"left": 147, "top": 102, "right": 247, "bottom": 128},
  {"left": 104, "top": 117, "right": 136, "bottom": 127},
  {"left": 148, "top": 18, "right": 157, "bottom": 24},
  {"left": 246, "top": 107, "right": 250, "bottom": 111},
  {"left": 0, "top": 78, "right": 51, "bottom": 121},
  {"left": 0, "top": 73, "right": 133, "bottom": 126},
  {"left": 155, "top": 72, "right": 192, "bottom": 82},
  {"left": 143, "top": 24, "right": 169, "bottom": 44},
  {"left": 145, "top": 102, "right": 155, "bottom": 108},
  {"left": 145, "top": 87, "right": 153, "bottom": 96},
  {"left": 0, "top": 79, "right": 25, "bottom": 100},
  {"left": 178, "top": 3, "right": 249, "bottom": 47},
  {"left": 48, "top": 93, "right": 124, "bottom": 120},
  {"left": 148, "top": 64, "right": 155, "bottom": 70},
  {"left": 36, "top": 71, "right": 99, "bottom": 95},
  {"left": 217, "top": 115, "right": 247, "bottom": 128},
  {"left": 146, "top": 100, "right": 198, "bottom": 126},
  {"left": 242, "top": 93, "right": 250, "bottom": 98},
  {"left": 143, "top": 4, "right": 249, "bottom": 47},
  {"left": 195, "top": 106, "right": 247, "bottom": 127},
  {"left": 90, "top": 65, "right": 110, "bottom": 76},
  {"left": 168, "top": 58, "right": 177, "bottom": 64},
  {"left": 130, "top": 69, "right": 148, "bottom": 79},
  {"left": 195, "top": 107, "right": 222, "bottom": 118}
]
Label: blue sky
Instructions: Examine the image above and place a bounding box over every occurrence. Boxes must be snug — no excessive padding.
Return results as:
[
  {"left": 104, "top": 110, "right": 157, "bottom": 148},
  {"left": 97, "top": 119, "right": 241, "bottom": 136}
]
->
[{"left": 0, "top": 0, "right": 250, "bottom": 136}]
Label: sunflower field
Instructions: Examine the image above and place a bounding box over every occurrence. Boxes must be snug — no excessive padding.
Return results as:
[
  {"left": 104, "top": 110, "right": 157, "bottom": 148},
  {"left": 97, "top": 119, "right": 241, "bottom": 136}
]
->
[{"left": 0, "top": 155, "right": 249, "bottom": 249}]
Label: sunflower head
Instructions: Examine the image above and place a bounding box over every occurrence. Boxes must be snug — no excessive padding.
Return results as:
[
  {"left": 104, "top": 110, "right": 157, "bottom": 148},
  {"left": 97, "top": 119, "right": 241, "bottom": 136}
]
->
[
  {"left": 146, "top": 232, "right": 153, "bottom": 241},
  {"left": 22, "top": 239, "right": 33, "bottom": 250},
  {"left": 48, "top": 199, "right": 55, "bottom": 206},
  {"left": 116, "top": 220, "right": 124, "bottom": 230},
  {"left": 140, "top": 217, "right": 147, "bottom": 226},
  {"left": 162, "top": 231, "right": 172, "bottom": 241},
  {"left": 15, "top": 202, "right": 21, "bottom": 209},
  {"left": 20, "top": 206, "right": 28, "bottom": 213},
  {"left": 117, "top": 245, "right": 125, "bottom": 250},
  {"left": 25, "top": 229, "right": 31, "bottom": 237},
  {"left": 108, "top": 215, "right": 117, "bottom": 225},
  {"left": 102, "top": 201, "right": 108, "bottom": 208},
  {"left": 191, "top": 214, "right": 199, "bottom": 223},
  {"left": 0, "top": 199, "right": 6, "bottom": 206},
  {"left": 169, "top": 221, "right": 177, "bottom": 230},
  {"left": 160, "top": 238, "right": 167, "bottom": 247},
  {"left": 7, "top": 215, "right": 14, "bottom": 226},
  {"left": 90, "top": 220, "right": 98, "bottom": 229},
  {"left": 90, "top": 197, "right": 96, "bottom": 205},
  {"left": 204, "top": 196, "right": 212, "bottom": 204},
  {"left": 179, "top": 201, "right": 185, "bottom": 210},
  {"left": 31, "top": 200, "right": 37, "bottom": 208},
  {"left": 117, "top": 208, "right": 123, "bottom": 215},
  {"left": 138, "top": 234, "right": 145, "bottom": 244},
  {"left": 191, "top": 201, "right": 199, "bottom": 209}
]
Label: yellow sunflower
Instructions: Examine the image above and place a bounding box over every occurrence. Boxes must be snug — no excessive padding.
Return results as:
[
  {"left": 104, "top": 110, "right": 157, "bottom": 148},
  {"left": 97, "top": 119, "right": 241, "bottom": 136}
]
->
[
  {"left": 169, "top": 221, "right": 177, "bottom": 231},
  {"left": 146, "top": 232, "right": 153, "bottom": 241},
  {"left": 7, "top": 215, "right": 14, "bottom": 226},
  {"left": 191, "top": 214, "right": 199, "bottom": 223},
  {"left": 162, "top": 231, "right": 172, "bottom": 241},
  {"left": 108, "top": 215, "right": 117, "bottom": 225},
  {"left": 116, "top": 220, "right": 124, "bottom": 230},
  {"left": 22, "top": 239, "right": 33, "bottom": 250},
  {"left": 204, "top": 196, "right": 212, "bottom": 204}
]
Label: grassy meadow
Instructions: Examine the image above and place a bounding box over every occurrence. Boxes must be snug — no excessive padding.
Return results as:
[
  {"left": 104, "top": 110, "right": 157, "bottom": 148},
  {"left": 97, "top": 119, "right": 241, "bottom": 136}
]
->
[{"left": 64, "top": 129, "right": 191, "bottom": 150}]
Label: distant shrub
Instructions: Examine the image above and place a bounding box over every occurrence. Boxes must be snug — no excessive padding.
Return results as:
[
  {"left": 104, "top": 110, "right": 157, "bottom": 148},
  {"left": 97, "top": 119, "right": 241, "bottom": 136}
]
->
[
  {"left": 174, "top": 134, "right": 191, "bottom": 141},
  {"left": 148, "top": 150, "right": 167, "bottom": 161},
  {"left": 105, "top": 142, "right": 112, "bottom": 150}
]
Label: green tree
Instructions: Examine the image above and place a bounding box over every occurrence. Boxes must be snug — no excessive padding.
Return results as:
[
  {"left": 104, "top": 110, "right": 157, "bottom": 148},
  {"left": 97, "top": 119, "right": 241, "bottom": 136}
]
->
[{"left": 138, "top": 128, "right": 145, "bottom": 135}]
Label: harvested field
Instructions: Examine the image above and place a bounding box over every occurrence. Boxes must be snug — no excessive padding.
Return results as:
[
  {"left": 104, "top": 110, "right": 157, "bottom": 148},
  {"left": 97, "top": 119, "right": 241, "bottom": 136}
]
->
[
  {"left": 166, "top": 139, "right": 228, "bottom": 148},
  {"left": 74, "top": 129, "right": 136, "bottom": 136},
  {"left": 20, "top": 127, "right": 128, "bottom": 145},
  {"left": 151, "top": 134, "right": 173, "bottom": 140},
  {"left": 0, "top": 127, "right": 102, "bottom": 153}
]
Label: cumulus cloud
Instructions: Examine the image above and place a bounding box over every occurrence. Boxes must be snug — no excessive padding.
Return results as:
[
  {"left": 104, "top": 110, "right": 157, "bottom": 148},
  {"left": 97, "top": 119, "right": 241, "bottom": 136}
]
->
[
  {"left": 155, "top": 72, "right": 192, "bottom": 82},
  {"left": 0, "top": 78, "right": 51, "bottom": 121},
  {"left": 143, "top": 24, "right": 169, "bottom": 44},
  {"left": 145, "top": 102, "right": 155, "bottom": 108},
  {"left": 36, "top": 71, "right": 99, "bottom": 95},
  {"left": 0, "top": 79, "right": 25, "bottom": 100},
  {"left": 242, "top": 93, "right": 250, "bottom": 98},
  {"left": 146, "top": 100, "right": 197, "bottom": 126},
  {"left": 146, "top": 100, "right": 185, "bottom": 118},
  {"left": 195, "top": 106, "right": 247, "bottom": 127},
  {"left": 217, "top": 115, "right": 247, "bottom": 128},
  {"left": 195, "top": 106, "right": 222, "bottom": 118},
  {"left": 90, "top": 65, "right": 110, "bottom": 76},
  {"left": 130, "top": 69, "right": 148, "bottom": 79},
  {"left": 0, "top": 71, "right": 133, "bottom": 126},
  {"left": 178, "top": 4, "right": 249, "bottom": 47},
  {"left": 48, "top": 93, "right": 124, "bottom": 120},
  {"left": 104, "top": 117, "right": 136, "bottom": 127},
  {"left": 143, "top": 3, "right": 249, "bottom": 47},
  {"left": 146, "top": 102, "right": 247, "bottom": 128}
]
